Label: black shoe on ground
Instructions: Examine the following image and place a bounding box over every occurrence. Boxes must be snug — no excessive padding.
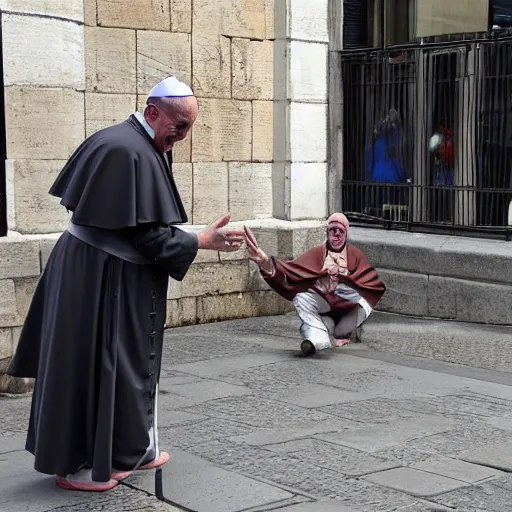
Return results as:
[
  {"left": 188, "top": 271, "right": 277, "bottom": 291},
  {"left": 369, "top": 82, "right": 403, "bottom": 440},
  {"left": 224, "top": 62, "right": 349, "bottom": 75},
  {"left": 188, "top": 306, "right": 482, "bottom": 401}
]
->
[{"left": 301, "top": 340, "right": 316, "bottom": 356}]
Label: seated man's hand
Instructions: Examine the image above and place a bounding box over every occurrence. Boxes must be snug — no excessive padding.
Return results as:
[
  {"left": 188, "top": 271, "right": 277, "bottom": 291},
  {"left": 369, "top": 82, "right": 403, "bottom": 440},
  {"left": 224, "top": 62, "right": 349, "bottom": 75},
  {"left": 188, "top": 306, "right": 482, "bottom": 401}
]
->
[
  {"left": 244, "top": 226, "right": 273, "bottom": 274},
  {"left": 198, "top": 214, "right": 245, "bottom": 252}
]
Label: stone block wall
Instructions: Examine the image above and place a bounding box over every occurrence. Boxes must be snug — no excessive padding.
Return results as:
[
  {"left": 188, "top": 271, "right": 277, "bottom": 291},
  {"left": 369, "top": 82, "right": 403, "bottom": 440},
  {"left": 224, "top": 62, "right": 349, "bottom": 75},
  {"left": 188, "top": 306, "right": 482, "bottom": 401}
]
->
[{"left": 0, "top": 0, "right": 283, "bottom": 391}]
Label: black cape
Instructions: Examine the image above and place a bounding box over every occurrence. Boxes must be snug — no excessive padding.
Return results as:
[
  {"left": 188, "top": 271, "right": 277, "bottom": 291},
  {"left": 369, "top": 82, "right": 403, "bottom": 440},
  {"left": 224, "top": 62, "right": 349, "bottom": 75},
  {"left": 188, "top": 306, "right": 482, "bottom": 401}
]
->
[{"left": 8, "top": 116, "right": 199, "bottom": 482}]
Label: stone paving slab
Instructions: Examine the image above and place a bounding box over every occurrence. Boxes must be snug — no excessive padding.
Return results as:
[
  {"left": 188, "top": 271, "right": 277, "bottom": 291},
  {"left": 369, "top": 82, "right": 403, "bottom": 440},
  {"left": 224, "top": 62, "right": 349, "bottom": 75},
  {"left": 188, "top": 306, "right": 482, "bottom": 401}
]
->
[
  {"left": 171, "top": 379, "right": 252, "bottom": 404},
  {"left": 431, "top": 475, "right": 512, "bottom": 511},
  {"left": 365, "top": 467, "right": 470, "bottom": 497},
  {"left": 170, "top": 352, "right": 293, "bottom": 379},
  {"left": 228, "top": 421, "right": 361, "bottom": 447},
  {"left": 315, "top": 416, "right": 456, "bottom": 453},
  {"left": 261, "top": 383, "right": 364, "bottom": 408},
  {"left": 411, "top": 458, "right": 503, "bottom": 484},
  {"left": 127, "top": 450, "right": 294, "bottom": 512},
  {"left": 458, "top": 441, "right": 512, "bottom": 472},
  {"left": 184, "top": 395, "right": 338, "bottom": 429},
  {"left": 261, "top": 438, "right": 400, "bottom": 477},
  {"left": 276, "top": 502, "right": 358, "bottom": 511},
  {"left": 403, "top": 422, "right": 512, "bottom": 458}
]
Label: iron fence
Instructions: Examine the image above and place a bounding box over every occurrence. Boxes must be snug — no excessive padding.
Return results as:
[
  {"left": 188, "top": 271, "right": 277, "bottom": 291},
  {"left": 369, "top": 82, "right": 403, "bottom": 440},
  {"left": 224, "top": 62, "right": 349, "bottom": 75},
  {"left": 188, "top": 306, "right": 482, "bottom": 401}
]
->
[{"left": 340, "top": 37, "right": 512, "bottom": 240}]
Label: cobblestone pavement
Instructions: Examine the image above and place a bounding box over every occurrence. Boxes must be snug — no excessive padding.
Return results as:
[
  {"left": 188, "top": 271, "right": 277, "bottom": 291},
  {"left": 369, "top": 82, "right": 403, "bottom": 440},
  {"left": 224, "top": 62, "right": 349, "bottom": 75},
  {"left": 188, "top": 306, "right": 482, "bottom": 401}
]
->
[{"left": 2, "top": 314, "right": 512, "bottom": 511}]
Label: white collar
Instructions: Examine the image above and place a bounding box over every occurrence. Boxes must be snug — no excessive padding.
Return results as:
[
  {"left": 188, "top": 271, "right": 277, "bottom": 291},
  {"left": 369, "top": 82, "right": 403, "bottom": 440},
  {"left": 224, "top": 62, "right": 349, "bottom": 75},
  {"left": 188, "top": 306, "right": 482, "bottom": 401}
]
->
[{"left": 134, "top": 111, "right": 155, "bottom": 139}]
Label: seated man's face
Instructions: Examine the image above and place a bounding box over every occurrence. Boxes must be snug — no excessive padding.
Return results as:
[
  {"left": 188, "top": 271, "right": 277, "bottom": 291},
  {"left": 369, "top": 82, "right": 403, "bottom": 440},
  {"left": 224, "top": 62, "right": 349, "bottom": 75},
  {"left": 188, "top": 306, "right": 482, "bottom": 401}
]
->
[{"left": 327, "top": 226, "right": 346, "bottom": 251}]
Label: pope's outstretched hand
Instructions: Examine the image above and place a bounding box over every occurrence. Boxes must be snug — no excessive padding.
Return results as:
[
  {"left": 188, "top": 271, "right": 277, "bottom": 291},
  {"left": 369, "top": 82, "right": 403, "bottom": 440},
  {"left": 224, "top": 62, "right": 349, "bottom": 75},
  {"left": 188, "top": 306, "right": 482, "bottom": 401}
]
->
[{"left": 198, "top": 214, "right": 245, "bottom": 252}]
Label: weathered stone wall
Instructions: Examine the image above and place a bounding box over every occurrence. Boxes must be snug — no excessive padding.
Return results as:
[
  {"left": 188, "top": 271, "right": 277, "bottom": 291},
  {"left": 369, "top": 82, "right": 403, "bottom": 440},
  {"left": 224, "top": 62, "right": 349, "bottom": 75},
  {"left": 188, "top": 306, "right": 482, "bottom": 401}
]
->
[
  {"left": 349, "top": 227, "right": 512, "bottom": 326},
  {"left": 0, "top": 0, "right": 283, "bottom": 391}
]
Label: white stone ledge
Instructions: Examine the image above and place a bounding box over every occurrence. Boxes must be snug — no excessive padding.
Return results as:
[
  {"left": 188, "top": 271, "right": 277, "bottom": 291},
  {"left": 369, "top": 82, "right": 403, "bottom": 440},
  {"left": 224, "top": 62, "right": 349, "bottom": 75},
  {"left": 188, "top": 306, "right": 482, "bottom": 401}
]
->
[
  {"left": 0, "top": 0, "right": 84, "bottom": 23},
  {"left": 349, "top": 227, "right": 512, "bottom": 286}
]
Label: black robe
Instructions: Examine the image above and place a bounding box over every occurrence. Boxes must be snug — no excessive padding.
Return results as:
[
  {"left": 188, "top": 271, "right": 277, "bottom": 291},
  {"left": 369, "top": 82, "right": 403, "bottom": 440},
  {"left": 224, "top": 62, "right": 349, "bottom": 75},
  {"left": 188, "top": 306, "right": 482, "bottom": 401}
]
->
[{"left": 7, "top": 116, "right": 199, "bottom": 482}]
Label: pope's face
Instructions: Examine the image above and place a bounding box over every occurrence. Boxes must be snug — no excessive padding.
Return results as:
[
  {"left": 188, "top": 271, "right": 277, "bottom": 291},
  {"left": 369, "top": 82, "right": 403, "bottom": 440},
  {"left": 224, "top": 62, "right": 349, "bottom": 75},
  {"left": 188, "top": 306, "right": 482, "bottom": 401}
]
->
[{"left": 145, "top": 97, "right": 199, "bottom": 153}]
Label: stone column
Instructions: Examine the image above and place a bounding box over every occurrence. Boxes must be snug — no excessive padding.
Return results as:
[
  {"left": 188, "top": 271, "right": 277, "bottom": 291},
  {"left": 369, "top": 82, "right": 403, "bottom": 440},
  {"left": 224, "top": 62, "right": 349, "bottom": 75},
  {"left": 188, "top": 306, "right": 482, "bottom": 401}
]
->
[
  {"left": 273, "top": 0, "right": 329, "bottom": 220},
  {"left": 2, "top": 0, "right": 86, "bottom": 234},
  {"left": 0, "top": 0, "right": 85, "bottom": 392}
]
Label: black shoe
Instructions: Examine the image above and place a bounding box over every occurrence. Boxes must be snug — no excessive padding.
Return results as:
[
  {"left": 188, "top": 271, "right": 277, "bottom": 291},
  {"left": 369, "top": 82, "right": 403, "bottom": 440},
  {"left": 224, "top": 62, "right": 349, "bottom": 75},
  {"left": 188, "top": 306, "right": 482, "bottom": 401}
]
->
[{"left": 301, "top": 340, "right": 316, "bottom": 356}]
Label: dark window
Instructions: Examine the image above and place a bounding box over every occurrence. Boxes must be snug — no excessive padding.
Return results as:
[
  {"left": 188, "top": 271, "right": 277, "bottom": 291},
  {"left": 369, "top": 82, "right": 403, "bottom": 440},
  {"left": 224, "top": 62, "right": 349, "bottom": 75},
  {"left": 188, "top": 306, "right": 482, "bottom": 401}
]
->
[{"left": 344, "top": 1, "right": 491, "bottom": 49}]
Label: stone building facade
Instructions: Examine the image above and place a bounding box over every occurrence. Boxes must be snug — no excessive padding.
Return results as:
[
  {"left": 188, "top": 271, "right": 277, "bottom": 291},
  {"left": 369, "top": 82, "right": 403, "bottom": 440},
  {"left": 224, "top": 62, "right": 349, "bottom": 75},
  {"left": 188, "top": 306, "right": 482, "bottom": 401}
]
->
[{"left": 0, "top": 0, "right": 334, "bottom": 385}]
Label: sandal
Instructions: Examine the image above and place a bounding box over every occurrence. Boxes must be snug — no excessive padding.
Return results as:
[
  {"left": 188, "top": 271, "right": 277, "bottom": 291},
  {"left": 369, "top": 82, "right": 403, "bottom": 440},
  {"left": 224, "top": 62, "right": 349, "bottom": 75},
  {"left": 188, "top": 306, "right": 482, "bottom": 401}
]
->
[{"left": 56, "top": 476, "right": 118, "bottom": 492}]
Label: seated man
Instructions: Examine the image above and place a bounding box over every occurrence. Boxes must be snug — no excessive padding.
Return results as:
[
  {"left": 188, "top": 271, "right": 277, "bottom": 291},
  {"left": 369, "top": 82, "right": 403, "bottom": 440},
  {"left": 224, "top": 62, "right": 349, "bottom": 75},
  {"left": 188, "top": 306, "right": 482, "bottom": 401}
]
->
[{"left": 245, "top": 213, "right": 385, "bottom": 356}]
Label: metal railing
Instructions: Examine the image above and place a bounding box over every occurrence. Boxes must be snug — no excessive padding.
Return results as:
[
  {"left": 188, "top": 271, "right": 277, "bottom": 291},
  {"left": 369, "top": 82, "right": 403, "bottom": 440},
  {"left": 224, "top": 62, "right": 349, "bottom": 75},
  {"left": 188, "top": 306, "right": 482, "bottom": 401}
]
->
[{"left": 340, "top": 37, "right": 512, "bottom": 240}]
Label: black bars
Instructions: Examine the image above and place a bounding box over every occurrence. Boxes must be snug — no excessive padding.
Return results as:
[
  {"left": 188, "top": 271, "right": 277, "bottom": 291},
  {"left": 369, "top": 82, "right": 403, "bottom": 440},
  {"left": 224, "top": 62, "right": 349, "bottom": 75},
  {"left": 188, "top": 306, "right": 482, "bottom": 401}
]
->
[{"left": 339, "top": 38, "right": 512, "bottom": 240}]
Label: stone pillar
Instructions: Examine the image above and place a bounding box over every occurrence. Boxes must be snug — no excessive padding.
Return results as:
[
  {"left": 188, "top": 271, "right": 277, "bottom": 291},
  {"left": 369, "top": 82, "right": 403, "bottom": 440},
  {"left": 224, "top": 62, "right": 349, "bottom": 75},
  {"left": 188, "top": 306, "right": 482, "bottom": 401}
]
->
[
  {"left": 2, "top": 0, "right": 86, "bottom": 234},
  {"left": 273, "top": 0, "right": 329, "bottom": 220},
  {"left": 0, "top": 0, "right": 85, "bottom": 392}
]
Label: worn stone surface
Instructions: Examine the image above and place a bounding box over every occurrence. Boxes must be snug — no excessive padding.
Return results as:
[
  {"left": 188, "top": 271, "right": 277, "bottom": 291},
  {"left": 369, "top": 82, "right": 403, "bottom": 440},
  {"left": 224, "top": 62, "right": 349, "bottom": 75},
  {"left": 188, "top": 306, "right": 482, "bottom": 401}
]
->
[
  {"left": 0, "top": 240, "right": 40, "bottom": 280},
  {"left": 181, "top": 261, "right": 250, "bottom": 297},
  {"left": 173, "top": 137, "right": 192, "bottom": 163},
  {"left": 290, "top": 163, "right": 327, "bottom": 220},
  {"left": 40, "top": 236, "right": 61, "bottom": 271},
  {"left": 365, "top": 467, "right": 468, "bottom": 498},
  {"left": 10, "top": 160, "right": 69, "bottom": 234},
  {"left": 84, "top": 0, "right": 96, "bottom": 25},
  {"left": 289, "top": 0, "right": 329, "bottom": 42},
  {"left": 229, "top": 163, "right": 273, "bottom": 221},
  {"left": 85, "top": 93, "right": 136, "bottom": 136},
  {"left": 289, "top": 41, "right": 327, "bottom": 102},
  {"left": 0, "top": 278, "right": 38, "bottom": 328},
  {"left": 432, "top": 476, "right": 512, "bottom": 511},
  {"left": 3, "top": 316, "right": 512, "bottom": 510},
  {"left": 0, "top": 0, "right": 84, "bottom": 20},
  {"left": 363, "top": 312, "right": 512, "bottom": 372},
  {"left": 171, "top": 0, "right": 192, "bottom": 33},
  {"left": 192, "top": 99, "right": 252, "bottom": 162},
  {"left": 85, "top": 26, "right": 136, "bottom": 94},
  {"left": 192, "top": 162, "right": 228, "bottom": 224},
  {"left": 2, "top": 14, "right": 84, "bottom": 89},
  {"left": 166, "top": 297, "right": 197, "bottom": 327},
  {"left": 264, "top": 439, "right": 399, "bottom": 477},
  {"left": 196, "top": 291, "right": 293, "bottom": 323},
  {"left": 137, "top": 31, "right": 191, "bottom": 95},
  {"left": 5, "top": 88, "right": 85, "bottom": 160},
  {"left": 252, "top": 101, "right": 273, "bottom": 162},
  {"left": 412, "top": 458, "right": 503, "bottom": 484},
  {"left": 232, "top": 39, "right": 273, "bottom": 101},
  {"left": 97, "top": 0, "right": 171, "bottom": 30},
  {"left": 289, "top": 102, "right": 327, "bottom": 162},
  {"left": 192, "top": 34, "right": 231, "bottom": 98},
  {"left": 264, "top": 0, "right": 274, "bottom": 39},
  {"left": 458, "top": 442, "right": 512, "bottom": 472},
  {"left": 192, "top": 0, "right": 266, "bottom": 39},
  {"left": 377, "top": 270, "right": 429, "bottom": 317},
  {"left": 129, "top": 450, "right": 293, "bottom": 512},
  {"left": 0, "top": 329, "right": 12, "bottom": 360},
  {"left": 171, "top": 163, "right": 193, "bottom": 219},
  {"left": 0, "top": 281, "right": 16, "bottom": 321}
]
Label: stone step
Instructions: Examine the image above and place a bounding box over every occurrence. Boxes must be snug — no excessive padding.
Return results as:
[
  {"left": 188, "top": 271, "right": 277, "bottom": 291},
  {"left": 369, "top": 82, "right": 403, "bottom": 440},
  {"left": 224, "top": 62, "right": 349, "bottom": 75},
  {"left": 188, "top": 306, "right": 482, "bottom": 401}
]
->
[{"left": 361, "top": 311, "right": 512, "bottom": 373}]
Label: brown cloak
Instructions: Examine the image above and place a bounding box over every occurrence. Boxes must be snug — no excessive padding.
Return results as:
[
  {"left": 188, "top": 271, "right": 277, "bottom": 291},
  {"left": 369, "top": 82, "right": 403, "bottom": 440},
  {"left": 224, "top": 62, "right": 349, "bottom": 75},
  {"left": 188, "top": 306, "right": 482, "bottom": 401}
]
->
[{"left": 263, "top": 243, "right": 385, "bottom": 315}]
